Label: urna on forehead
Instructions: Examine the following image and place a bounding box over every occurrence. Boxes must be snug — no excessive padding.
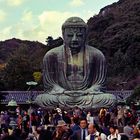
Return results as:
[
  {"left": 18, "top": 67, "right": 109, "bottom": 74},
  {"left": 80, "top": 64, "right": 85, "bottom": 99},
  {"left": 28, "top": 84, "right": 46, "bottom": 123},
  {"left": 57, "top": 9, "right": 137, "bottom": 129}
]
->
[{"left": 62, "top": 17, "right": 87, "bottom": 30}]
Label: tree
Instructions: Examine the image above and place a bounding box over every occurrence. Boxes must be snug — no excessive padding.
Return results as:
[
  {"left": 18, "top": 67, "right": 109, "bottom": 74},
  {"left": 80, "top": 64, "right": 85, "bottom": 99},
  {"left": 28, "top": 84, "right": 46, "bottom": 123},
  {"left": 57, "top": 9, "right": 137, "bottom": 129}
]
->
[
  {"left": 2, "top": 44, "right": 33, "bottom": 90},
  {"left": 46, "top": 36, "right": 53, "bottom": 46},
  {"left": 126, "top": 85, "right": 140, "bottom": 104},
  {"left": 87, "top": 0, "right": 140, "bottom": 89},
  {"left": 46, "top": 36, "right": 63, "bottom": 49},
  {"left": 0, "top": 81, "right": 8, "bottom": 105}
]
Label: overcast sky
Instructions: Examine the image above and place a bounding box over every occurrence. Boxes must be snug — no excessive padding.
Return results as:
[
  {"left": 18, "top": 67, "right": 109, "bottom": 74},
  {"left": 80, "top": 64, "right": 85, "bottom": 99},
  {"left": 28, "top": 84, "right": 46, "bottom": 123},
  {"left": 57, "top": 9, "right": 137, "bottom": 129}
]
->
[{"left": 0, "top": 0, "right": 119, "bottom": 43}]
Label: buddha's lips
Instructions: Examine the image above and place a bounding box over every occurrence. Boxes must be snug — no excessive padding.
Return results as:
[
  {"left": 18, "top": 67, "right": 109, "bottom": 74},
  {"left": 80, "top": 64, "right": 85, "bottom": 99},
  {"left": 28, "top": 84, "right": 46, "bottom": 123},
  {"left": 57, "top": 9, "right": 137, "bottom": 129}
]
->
[{"left": 70, "top": 43, "right": 80, "bottom": 48}]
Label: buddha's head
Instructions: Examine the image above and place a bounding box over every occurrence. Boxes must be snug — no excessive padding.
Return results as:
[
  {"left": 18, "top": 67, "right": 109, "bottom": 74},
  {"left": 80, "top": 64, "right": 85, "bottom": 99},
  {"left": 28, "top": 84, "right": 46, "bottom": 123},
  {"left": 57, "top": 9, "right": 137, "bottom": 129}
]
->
[{"left": 62, "top": 17, "right": 87, "bottom": 54}]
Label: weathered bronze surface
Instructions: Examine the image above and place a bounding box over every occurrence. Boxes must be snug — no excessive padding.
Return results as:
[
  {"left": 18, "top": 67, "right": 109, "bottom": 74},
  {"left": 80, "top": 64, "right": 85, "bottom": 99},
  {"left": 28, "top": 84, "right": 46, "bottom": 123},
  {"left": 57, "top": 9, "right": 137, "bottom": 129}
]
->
[{"left": 35, "top": 17, "right": 116, "bottom": 108}]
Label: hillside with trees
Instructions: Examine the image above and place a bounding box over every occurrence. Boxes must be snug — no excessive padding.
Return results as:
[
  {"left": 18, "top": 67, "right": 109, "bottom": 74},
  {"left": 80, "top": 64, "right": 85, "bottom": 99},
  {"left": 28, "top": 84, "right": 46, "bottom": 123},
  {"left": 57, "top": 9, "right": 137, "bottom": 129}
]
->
[
  {"left": 0, "top": 0, "right": 139, "bottom": 91},
  {"left": 87, "top": 0, "right": 140, "bottom": 90},
  {"left": 0, "top": 37, "right": 63, "bottom": 90},
  {"left": 0, "top": 38, "right": 47, "bottom": 90}
]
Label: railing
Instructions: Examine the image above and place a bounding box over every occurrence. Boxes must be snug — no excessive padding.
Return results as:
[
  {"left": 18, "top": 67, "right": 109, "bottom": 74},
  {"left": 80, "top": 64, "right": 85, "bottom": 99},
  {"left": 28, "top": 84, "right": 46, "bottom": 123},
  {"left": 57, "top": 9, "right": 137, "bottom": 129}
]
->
[{"left": 0, "top": 90, "right": 133, "bottom": 104}]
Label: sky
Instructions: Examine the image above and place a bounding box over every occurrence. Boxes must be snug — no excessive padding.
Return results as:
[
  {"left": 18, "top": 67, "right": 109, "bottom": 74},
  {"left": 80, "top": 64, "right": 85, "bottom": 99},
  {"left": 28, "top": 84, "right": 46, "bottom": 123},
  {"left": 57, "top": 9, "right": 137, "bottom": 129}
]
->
[{"left": 0, "top": 0, "right": 119, "bottom": 44}]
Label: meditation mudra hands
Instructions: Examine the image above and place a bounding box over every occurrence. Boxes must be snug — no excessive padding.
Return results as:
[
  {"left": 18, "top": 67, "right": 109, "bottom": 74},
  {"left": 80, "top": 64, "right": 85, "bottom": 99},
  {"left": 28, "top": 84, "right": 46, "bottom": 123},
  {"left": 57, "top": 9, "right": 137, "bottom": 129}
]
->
[{"left": 50, "top": 85, "right": 102, "bottom": 95}]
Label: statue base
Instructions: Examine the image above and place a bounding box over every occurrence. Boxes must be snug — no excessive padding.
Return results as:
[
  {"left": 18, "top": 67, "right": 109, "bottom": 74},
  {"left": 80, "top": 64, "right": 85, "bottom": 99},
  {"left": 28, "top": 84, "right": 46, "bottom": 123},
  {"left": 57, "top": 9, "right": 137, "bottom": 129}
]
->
[{"left": 35, "top": 92, "right": 116, "bottom": 109}]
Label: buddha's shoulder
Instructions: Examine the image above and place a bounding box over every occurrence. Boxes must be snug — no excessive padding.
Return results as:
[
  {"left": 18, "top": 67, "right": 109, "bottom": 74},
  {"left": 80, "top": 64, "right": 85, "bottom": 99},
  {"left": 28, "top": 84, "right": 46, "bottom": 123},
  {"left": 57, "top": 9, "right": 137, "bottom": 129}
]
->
[
  {"left": 44, "top": 45, "right": 63, "bottom": 57},
  {"left": 87, "top": 45, "right": 105, "bottom": 57}
]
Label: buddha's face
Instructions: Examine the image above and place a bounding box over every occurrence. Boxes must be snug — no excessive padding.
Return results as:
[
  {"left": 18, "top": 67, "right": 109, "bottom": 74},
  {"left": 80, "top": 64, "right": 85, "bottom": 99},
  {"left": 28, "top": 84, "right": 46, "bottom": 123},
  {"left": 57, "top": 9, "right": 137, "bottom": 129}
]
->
[{"left": 63, "top": 27, "right": 86, "bottom": 54}]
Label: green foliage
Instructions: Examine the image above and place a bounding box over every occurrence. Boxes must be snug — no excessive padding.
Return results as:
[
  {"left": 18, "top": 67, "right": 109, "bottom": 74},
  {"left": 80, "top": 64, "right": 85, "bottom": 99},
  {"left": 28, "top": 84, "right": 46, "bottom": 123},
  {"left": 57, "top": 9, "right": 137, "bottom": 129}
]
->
[
  {"left": 87, "top": 0, "right": 140, "bottom": 89},
  {"left": 126, "top": 85, "right": 140, "bottom": 103},
  {"left": 0, "top": 38, "right": 48, "bottom": 90},
  {"left": 0, "top": 81, "right": 8, "bottom": 103},
  {"left": 134, "top": 86, "right": 140, "bottom": 97},
  {"left": 2, "top": 45, "right": 33, "bottom": 90},
  {"left": 33, "top": 71, "right": 42, "bottom": 82},
  {"left": 1, "top": 43, "right": 46, "bottom": 90}
]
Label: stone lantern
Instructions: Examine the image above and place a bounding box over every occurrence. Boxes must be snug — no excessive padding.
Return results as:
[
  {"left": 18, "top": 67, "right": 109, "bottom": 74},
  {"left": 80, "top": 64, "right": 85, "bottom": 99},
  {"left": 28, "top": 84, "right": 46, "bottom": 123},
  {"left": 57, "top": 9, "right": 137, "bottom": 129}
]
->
[{"left": 7, "top": 97, "right": 18, "bottom": 129}]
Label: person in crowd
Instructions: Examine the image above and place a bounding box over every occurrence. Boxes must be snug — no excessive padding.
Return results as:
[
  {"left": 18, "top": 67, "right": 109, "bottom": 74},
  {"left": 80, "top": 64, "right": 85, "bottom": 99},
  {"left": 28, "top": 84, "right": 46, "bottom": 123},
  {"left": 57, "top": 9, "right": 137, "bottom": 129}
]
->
[
  {"left": 86, "top": 123, "right": 107, "bottom": 140},
  {"left": 73, "top": 106, "right": 81, "bottom": 118},
  {"left": 8, "top": 127, "right": 13, "bottom": 136},
  {"left": 70, "top": 117, "right": 80, "bottom": 132},
  {"left": 107, "top": 125, "right": 121, "bottom": 140},
  {"left": 12, "top": 128, "right": 23, "bottom": 140},
  {"left": 71, "top": 118, "right": 88, "bottom": 140},
  {"left": 81, "top": 108, "right": 87, "bottom": 119},
  {"left": 56, "top": 105, "right": 62, "bottom": 117},
  {"left": 52, "top": 110, "right": 62, "bottom": 126},
  {"left": 86, "top": 112, "right": 91, "bottom": 124},
  {"left": 43, "top": 111, "right": 50, "bottom": 129},
  {"left": 104, "top": 109, "right": 111, "bottom": 127},
  {"left": 41, "top": 125, "right": 53, "bottom": 140},
  {"left": 133, "top": 124, "right": 140, "bottom": 139},
  {"left": 123, "top": 122, "right": 134, "bottom": 140},
  {"left": 52, "top": 120, "right": 72, "bottom": 140},
  {"left": 67, "top": 108, "right": 73, "bottom": 118},
  {"left": 35, "top": 126, "right": 50, "bottom": 140},
  {"left": 117, "top": 107, "right": 124, "bottom": 127},
  {"left": 1, "top": 127, "right": 23, "bottom": 140},
  {"left": 120, "top": 135, "right": 129, "bottom": 140},
  {"left": 31, "top": 112, "right": 38, "bottom": 133},
  {"left": 0, "top": 112, "right": 6, "bottom": 129},
  {"left": 109, "top": 109, "right": 116, "bottom": 126},
  {"left": 26, "top": 128, "right": 36, "bottom": 140},
  {"left": 99, "top": 108, "right": 106, "bottom": 126},
  {"left": 62, "top": 111, "right": 71, "bottom": 125},
  {"left": 0, "top": 127, "right": 9, "bottom": 139},
  {"left": 0, "top": 135, "right": 18, "bottom": 140},
  {"left": 17, "top": 114, "right": 22, "bottom": 130},
  {"left": 102, "top": 125, "right": 110, "bottom": 136},
  {"left": 22, "top": 111, "right": 30, "bottom": 133}
]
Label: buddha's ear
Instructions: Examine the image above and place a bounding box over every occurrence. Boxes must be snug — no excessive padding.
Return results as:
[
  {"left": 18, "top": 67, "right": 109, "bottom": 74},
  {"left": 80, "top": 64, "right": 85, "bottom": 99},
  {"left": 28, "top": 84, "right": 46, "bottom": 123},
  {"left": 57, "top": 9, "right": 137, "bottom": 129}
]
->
[{"left": 62, "top": 29, "right": 65, "bottom": 39}]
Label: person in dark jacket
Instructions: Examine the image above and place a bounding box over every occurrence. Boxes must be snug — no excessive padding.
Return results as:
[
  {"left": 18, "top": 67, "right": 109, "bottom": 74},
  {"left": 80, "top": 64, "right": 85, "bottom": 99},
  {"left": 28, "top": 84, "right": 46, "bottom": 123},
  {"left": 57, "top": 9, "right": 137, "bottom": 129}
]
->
[{"left": 71, "top": 118, "right": 88, "bottom": 140}]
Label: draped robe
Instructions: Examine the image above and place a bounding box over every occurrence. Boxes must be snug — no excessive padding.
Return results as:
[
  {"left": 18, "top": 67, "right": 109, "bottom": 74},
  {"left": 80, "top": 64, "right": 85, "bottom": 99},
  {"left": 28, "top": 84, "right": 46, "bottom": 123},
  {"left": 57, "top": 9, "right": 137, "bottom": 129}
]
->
[
  {"left": 43, "top": 45, "right": 106, "bottom": 92},
  {"left": 35, "top": 45, "right": 116, "bottom": 108}
]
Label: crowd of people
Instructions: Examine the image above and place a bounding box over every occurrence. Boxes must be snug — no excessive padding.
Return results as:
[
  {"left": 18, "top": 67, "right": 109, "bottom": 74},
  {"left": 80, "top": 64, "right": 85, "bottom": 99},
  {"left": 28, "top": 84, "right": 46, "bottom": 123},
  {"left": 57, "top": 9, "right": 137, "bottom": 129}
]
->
[{"left": 0, "top": 105, "right": 140, "bottom": 140}]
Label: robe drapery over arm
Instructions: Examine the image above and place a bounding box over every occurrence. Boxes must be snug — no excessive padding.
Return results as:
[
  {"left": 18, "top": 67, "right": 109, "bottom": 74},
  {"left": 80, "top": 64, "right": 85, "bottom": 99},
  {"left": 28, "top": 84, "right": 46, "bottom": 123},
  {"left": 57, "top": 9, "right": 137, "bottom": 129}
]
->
[{"left": 43, "top": 45, "right": 106, "bottom": 93}]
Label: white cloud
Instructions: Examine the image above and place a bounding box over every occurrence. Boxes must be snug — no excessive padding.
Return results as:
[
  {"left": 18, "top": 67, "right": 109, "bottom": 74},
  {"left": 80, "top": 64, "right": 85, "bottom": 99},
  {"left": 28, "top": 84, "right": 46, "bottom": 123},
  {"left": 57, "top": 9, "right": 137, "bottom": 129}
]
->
[
  {"left": 0, "top": 10, "right": 6, "bottom": 21},
  {"left": 16, "top": 10, "right": 83, "bottom": 43},
  {"left": 37, "top": 11, "right": 80, "bottom": 42},
  {"left": 36, "top": 10, "right": 95, "bottom": 43},
  {"left": 69, "top": 0, "right": 84, "bottom": 7},
  {"left": 0, "top": 10, "right": 95, "bottom": 43},
  {"left": 38, "top": 11, "right": 78, "bottom": 27},
  {"left": 82, "top": 10, "right": 96, "bottom": 21},
  {"left": 6, "top": 0, "right": 24, "bottom": 6},
  {"left": 0, "top": 26, "right": 12, "bottom": 40},
  {"left": 21, "top": 10, "right": 33, "bottom": 22}
]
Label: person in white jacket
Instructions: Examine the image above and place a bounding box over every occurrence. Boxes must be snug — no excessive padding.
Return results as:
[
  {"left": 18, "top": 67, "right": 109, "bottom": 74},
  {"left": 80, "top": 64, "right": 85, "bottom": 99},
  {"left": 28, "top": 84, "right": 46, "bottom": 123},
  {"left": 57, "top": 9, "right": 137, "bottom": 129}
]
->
[
  {"left": 86, "top": 123, "right": 107, "bottom": 140},
  {"left": 107, "top": 125, "right": 121, "bottom": 140}
]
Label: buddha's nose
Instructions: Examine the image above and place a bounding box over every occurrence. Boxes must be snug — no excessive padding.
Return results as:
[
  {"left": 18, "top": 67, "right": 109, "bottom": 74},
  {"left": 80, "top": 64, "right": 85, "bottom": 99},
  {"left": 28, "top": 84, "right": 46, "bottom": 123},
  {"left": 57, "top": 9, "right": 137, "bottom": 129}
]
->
[{"left": 72, "top": 33, "right": 78, "bottom": 41}]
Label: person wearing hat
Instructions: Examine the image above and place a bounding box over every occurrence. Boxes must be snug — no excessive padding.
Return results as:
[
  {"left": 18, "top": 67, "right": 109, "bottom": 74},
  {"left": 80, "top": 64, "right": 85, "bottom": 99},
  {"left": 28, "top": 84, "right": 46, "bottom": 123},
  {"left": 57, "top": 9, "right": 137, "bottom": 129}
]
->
[{"left": 52, "top": 120, "right": 72, "bottom": 140}]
